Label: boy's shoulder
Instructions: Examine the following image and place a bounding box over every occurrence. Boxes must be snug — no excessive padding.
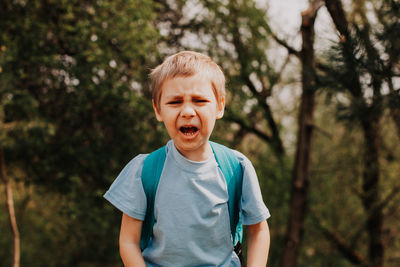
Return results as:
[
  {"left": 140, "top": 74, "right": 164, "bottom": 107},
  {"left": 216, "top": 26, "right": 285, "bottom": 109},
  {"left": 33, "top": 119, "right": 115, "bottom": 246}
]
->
[
  {"left": 224, "top": 146, "right": 253, "bottom": 170},
  {"left": 231, "top": 149, "right": 248, "bottom": 163},
  {"left": 123, "top": 153, "right": 149, "bottom": 171}
]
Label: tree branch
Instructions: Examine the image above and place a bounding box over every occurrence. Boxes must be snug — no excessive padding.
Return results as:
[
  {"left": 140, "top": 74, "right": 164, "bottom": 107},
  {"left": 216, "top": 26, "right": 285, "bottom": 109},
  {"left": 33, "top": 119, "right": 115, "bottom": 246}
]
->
[
  {"left": 224, "top": 111, "right": 272, "bottom": 143},
  {"left": 270, "top": 31, "right": 300, "bottom": 58},
  {"left": 323, "top": 0, "right": 351, "bottom": 39},
  {"left": 378, "top": 185, "right": 400, "bottom": 216},
  {"left": 230, "top": 13, "right": 285, "bottom": 156},
  {"left": 319, "top": 224, "right": 368, "bottom": 266},
  {"left": 0, "top": 147, "right": 20, "bottom": 267},
  {"left": 323, "top": 0, "right": 364, "bottom": 99},
  {"left": 310, "top": 212, "right": 368, "bottom": 266}
]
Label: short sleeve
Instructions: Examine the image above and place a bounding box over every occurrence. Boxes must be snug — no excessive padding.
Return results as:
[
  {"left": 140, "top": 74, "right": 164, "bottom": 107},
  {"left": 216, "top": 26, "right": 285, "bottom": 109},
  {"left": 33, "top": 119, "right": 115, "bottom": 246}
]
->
[
  {"left": 104, "top": 154, "right": 148, "bottom": 220},
  {"left": 233, "top": 150, "right": 271, "bottom": 225}
]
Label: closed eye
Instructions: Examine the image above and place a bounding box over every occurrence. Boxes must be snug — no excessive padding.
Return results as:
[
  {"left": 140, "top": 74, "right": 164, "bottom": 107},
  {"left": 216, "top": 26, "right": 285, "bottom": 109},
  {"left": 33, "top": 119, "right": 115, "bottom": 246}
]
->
[
  {"left": 193, "top": 99, "right": 209, "bottom": 103},
  {"left": 166, "top": 100, "right": 182, "bottom": 105}
]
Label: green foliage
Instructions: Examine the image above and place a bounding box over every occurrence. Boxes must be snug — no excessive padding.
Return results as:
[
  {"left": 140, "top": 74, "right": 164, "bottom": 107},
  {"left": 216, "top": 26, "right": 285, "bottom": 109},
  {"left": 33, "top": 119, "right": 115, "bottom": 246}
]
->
[{"left": 0, "top": 0, "right": 164, "bottom": 265}]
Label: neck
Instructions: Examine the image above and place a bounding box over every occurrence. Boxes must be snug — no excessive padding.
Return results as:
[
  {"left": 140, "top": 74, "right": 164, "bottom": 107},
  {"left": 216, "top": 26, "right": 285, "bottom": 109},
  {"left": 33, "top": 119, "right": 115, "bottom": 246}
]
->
[{"left": 175, "top": 142, "right": 212, "bottom": 162}]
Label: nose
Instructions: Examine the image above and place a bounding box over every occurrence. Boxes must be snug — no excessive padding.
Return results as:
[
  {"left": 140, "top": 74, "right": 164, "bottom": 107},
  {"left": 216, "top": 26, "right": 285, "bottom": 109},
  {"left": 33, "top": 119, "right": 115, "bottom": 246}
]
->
[{"left": 180, "top": 103, "right": 196, "bottom": 118}]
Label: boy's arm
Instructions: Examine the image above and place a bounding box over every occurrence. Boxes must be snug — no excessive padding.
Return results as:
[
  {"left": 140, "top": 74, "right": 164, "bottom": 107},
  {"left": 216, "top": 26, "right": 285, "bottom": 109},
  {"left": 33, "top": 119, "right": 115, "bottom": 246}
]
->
[
  {"left": 246, "top": 220, "right": 270, "bottom": 267},
  {"left": 119, "top": 213, "right": 146, "bottom": 267}
]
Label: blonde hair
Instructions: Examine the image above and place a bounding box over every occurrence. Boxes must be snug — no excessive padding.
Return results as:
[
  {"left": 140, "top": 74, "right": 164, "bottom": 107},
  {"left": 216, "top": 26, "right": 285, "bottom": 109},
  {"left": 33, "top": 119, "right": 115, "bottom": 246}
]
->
[{"left": 150, "top": 51, "right": 226, "bottom": 110}]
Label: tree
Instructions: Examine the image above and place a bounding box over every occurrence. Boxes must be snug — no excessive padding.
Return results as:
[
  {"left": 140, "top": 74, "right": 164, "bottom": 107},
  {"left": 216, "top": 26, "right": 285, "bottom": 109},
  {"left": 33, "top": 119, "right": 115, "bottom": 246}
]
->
[
  {"left": 278, "top": 1, "right": 323, "bottom": 266},
  {"left": 316, "top": 0, "right": 400, "bottom": 265}
]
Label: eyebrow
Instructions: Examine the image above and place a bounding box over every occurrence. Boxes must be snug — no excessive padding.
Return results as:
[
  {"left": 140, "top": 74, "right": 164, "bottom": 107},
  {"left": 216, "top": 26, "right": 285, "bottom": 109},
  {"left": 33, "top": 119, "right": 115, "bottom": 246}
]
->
[
  {"left": 164, "top": 95, "right": 183, "bottom": 100},
  {"left": 164, "top": 94, "right": 211, "bottom": 99},
  {"left": 192, "top": 95, "right": 210, "bottom": 100}
]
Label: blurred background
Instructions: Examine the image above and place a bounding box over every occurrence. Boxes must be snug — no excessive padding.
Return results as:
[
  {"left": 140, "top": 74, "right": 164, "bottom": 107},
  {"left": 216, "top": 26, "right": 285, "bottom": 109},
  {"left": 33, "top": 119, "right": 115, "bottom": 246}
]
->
[{"left": 0, "top": 0, "right": 399, "bottom": 266}]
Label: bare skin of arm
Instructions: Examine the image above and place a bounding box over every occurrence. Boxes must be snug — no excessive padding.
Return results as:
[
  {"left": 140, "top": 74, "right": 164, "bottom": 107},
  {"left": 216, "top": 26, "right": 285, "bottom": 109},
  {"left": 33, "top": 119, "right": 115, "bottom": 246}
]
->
[
  {"left": 246, "top": 220, "right": 270, "bottom": 267},
  {"left": 119, "top": 213, "right": 146, "bottom": 267}
]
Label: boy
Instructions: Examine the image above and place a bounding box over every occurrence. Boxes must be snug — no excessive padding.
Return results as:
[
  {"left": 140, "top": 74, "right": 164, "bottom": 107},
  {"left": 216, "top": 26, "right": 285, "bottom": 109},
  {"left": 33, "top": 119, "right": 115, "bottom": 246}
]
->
[{"left": 104, "top": 51, "right": 270, "bottom": 266}]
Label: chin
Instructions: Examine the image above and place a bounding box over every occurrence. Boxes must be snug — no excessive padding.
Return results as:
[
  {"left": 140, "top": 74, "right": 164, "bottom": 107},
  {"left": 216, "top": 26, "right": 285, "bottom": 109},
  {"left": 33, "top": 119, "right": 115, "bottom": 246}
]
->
[{"left": 177, "top": 139, "right": 206, "bottom": 150}]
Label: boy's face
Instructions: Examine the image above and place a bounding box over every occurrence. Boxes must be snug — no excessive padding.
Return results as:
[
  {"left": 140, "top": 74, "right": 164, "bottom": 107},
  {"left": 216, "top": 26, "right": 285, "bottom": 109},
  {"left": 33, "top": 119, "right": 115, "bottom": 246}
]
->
[{"left": 153, "top": 74, "right": 225, "bottom": 161}]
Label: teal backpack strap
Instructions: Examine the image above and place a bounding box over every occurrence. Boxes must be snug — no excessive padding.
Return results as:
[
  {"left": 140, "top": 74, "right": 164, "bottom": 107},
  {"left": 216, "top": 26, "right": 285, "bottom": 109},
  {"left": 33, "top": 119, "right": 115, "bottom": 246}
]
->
[
  {"left": 210, "top": 141, "right": 244, "bottom": 245},
  {"left": 140, "top": 146, "right": 166, "bottom": 250}
]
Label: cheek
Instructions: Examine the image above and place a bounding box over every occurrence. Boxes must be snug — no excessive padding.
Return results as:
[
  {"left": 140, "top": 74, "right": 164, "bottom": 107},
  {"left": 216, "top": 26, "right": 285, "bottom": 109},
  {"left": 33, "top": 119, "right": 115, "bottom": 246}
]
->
[
  {"left": 165, "top": 114, "right": 180, "bottom": 128},
  {"left": 163, "top": 122, "right": 177, "bottom": 137},
  {"left": 200, "top": 113, "right": 217, "bottom": 128}
]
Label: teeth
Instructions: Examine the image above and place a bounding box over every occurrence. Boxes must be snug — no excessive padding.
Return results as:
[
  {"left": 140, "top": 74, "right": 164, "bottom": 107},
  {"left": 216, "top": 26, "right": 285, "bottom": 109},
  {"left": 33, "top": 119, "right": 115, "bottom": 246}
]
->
[{"left": 180, "top": 126, "right": 198, "bottom": 136}]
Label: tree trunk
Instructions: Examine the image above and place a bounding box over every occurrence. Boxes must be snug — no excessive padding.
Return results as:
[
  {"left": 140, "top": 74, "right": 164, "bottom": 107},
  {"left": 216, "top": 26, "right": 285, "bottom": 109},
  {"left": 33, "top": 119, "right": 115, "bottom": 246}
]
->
[
  {"left": 360, "top": 115, "right": 384, "bottom": 267},
  {"left": 391, "top": 107, "right": 400, "bottom": 140},
  {"left": 279, "top": 1, "right": 322, "bottom": 266},
  {"left": 0, "top": 147, "right": 20, "bottom": 267},
  {"left": 388, "top": 82, "right": 400, "bottom": 140}
]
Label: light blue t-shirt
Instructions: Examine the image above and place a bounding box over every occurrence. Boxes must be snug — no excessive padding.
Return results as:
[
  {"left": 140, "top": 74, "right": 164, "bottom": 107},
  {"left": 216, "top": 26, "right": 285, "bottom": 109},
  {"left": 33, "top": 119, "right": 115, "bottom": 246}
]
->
[{"left": 104, "top": 140, "right": 270, "bottom": 267}]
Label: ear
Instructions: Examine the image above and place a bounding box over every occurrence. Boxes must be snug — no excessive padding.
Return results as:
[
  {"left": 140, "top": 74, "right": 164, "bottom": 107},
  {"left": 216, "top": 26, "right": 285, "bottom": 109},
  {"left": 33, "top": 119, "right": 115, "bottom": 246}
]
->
[
  {"left": 216, "top": 97, "right": 225, "bottom": 119},
  {"left": 153, "top": 100, "right": 163, "bottom": 122}
]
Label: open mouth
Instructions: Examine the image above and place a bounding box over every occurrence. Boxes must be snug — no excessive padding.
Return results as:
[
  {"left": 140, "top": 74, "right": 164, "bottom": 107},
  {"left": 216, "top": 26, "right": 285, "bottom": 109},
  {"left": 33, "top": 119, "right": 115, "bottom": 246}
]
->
[{"left": 180, "top": 126, "right": 199, "bottom": 136}]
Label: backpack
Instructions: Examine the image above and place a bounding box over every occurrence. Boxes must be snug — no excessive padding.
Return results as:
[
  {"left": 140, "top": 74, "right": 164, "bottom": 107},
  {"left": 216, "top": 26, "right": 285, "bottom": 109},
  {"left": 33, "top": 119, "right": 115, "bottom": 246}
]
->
[{"left": 140, "top": 141, "right": 244, "bottom": 253}]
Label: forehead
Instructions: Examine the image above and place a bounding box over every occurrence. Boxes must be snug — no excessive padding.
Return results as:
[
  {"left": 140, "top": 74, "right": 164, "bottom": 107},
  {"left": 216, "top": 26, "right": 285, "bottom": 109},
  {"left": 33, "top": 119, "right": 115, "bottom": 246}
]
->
[{"left": 160, "top": 74, "right": 216, "bottom": 98}]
